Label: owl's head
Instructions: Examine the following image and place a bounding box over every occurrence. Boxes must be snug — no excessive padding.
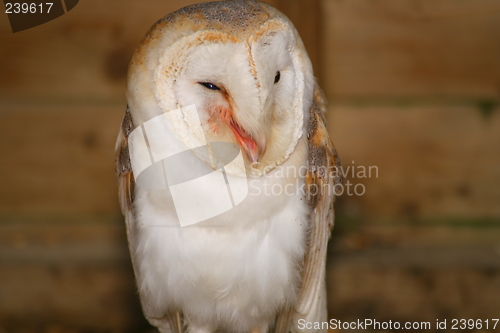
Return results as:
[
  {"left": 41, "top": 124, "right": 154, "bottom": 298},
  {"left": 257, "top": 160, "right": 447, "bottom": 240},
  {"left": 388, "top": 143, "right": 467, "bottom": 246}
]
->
[{"left": 127, "top": 0, "right": 314, "bottom": 176}]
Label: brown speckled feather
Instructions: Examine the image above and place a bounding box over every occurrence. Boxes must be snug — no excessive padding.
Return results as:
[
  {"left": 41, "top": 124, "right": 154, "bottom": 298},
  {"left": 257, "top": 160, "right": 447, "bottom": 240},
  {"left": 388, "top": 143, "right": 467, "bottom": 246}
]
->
[
  {"left": 116, "top": 107, "right": 134, "bottom": 213},
  {"left": 291, "top": 84, "right": 342, "bottom": 329}
]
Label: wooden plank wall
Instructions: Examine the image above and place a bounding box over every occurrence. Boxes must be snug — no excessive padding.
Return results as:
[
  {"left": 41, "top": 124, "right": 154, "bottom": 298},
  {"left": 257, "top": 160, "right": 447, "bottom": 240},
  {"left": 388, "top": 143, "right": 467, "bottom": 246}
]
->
[
  {"left": 321, "top": 0, "right": 500, "bottom": 221},
  {"left": 1, "top": 0, "right": 500, "bottom": 332},
  {"left": 322, "top": 0, "right": 500, "bottom": 99},
  {"left": 321, "top": 1, "right": 500, "bottom": 325}
]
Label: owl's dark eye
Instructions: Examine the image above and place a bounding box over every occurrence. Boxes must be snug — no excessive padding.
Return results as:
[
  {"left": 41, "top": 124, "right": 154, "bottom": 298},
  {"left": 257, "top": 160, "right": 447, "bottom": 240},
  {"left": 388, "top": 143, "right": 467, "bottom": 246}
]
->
[
  {"left": 198, "top": 82, "right": 221, "bottom": 91},
  {"left": 274, "top": 71, "right": 280, "bottom": 84}
]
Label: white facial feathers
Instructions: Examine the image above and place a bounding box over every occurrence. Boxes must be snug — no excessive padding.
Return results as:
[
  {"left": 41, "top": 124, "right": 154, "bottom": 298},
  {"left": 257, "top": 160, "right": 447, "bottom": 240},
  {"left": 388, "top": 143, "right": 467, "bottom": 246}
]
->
[{"left": 128, "top": 3, "right": 314, "bottom": 176}]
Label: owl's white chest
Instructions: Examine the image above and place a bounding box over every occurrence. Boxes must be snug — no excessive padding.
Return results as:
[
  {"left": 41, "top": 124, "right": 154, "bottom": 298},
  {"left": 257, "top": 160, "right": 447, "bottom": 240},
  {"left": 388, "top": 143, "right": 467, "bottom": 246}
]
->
[{"left": 129, "top": 145, "right": 309, "bottom": 331}]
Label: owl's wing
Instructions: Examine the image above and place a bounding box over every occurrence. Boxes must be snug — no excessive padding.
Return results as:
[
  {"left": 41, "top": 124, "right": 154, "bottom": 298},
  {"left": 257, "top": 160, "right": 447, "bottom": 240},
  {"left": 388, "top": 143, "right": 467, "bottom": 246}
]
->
[
  {"left": 115, "top": 107, "right": 184, "bottom": 333},
  {"left": 116, "top": 107, "right": 135, "bottom": 225},
  {"left": 290, "top": 84, "right": 342, "bottom": 333}
]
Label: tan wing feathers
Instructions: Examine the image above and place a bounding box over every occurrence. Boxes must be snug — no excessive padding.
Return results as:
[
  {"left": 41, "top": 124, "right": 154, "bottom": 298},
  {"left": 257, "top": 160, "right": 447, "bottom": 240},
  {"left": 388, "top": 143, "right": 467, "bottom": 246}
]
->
[
  {"left": 292, "top": 83, "right": 342, "bottom": 329},
  {"left": 115, "top": 106, "right": 135, "bottom": 215}
]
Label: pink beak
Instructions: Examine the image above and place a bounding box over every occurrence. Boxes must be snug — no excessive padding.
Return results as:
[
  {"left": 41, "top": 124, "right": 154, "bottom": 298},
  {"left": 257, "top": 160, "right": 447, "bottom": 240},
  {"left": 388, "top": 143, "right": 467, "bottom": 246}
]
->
[{"left": 228, "top": 120, "right": 266, "bottom": 164}]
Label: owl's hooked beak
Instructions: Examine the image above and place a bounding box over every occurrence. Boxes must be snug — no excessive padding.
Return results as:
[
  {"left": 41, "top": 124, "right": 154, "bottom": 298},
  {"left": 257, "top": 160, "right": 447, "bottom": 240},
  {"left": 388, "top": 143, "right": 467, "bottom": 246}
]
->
[{"left": 229, "top": 120, "right": 266, "bottom": 164}]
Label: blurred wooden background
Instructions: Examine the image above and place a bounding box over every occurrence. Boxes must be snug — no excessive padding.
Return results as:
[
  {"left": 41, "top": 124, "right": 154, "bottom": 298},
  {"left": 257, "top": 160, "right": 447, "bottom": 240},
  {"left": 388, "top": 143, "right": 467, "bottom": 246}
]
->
[{"left": 1, "top": 0, "right": 499, "bottom": 332}]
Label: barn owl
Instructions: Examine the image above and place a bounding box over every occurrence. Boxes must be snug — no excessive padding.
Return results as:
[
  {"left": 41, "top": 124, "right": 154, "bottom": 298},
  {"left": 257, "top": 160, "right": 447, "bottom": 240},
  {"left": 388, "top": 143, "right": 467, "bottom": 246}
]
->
[{"left": 115, "top": 1, "right": 342, "bottom": 332}]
